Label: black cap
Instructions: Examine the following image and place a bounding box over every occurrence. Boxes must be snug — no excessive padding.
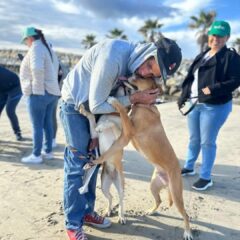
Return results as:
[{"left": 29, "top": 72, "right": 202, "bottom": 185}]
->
[{"left": 155, "top": 37, "right": 182, "bottom": 83}]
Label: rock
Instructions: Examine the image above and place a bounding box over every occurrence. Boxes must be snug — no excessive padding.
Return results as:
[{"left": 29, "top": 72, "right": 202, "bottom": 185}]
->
[{"left": 0, "top": 49, "right": 81, "bottom": 74}]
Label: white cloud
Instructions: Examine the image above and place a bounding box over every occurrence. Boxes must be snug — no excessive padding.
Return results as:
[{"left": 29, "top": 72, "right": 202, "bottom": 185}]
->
[
  {"left": 163, "top": 29, "right": 200, "bottom": 59},
  {"left": 227, "top": 20, "right": 240, "bottom": 47},
  {"left": 228, "top": 20, "right": 240, "bottom": 35},
  {"left": 166, "top": 0, "right": 213, "bottom": 13},
  {"left": 120, "top": 17, "right": 144, "bottom": 31},
  {"left": 51, "top": 0, "right": 81, "bottom": 14},
  {"left": 44, "top": 25, "right": 99, "bottom": 43},
  {"left": 159, "top": 0, "right": 215, "bottom": 29},
  {"left": 0, "top": 0, "right": 240, "bottom": 59}
]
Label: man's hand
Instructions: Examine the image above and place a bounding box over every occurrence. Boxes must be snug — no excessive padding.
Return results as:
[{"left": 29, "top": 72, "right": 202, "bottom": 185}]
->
[
  {"left": 88, "top": 138, "right": 99, "bottom": 151},
  {"left": 130, "top": 88, "right": 159, "bottom": 105}
]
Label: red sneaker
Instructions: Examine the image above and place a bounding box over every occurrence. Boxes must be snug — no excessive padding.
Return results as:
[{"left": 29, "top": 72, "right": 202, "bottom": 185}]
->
[
  {"left": 84, "top": 212, "right": 111, "bottom": 228},
  {"left": 67, "top": 229, "right": 88, "bottom": 240}
]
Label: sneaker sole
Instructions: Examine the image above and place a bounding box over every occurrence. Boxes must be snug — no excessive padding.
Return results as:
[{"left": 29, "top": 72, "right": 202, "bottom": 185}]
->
[
  {"left": 181, "top": 171, "right": 196, "bottom": 176},
  {"left": 85, "top": 221, "right": 111, "bottom": 229},
  {"left": 192, "top": 181, "right": 213, "bottom": 191}
]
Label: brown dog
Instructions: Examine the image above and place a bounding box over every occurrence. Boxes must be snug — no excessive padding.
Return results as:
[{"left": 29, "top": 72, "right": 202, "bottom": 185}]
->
[{"left": 94, "top": 77, "right": 193, "bottom": 240}]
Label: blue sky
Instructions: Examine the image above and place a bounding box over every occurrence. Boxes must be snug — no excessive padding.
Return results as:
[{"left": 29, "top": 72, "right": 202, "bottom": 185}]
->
[{"left": 0, "top": 0, "right": 239, "bottom": 59}]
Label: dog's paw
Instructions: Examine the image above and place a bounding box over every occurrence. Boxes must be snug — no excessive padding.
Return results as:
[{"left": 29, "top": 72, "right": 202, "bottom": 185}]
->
[
  {"left": 78, "top": 104, "right": 85, "bottom": 114},
  {"left": 105, "top": 209, "right": 112, "bottom": 217},
  {"left": 118, "top": 216, "right": 126, "bottom": 225},
  {"left": 107, "top": 97, "right": 117, "bottom": 105},
  {"left": 83, "top": 162, "right": 95, "bottom": 170},
  {"left": 145, "top": 207, "right": 158, "bottom": 216},
  {"left": 183, "top": 231, "right": 193, "bottom": 240}
]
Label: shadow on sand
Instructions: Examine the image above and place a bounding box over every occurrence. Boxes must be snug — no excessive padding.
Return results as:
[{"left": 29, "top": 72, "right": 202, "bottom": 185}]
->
[
  {"left": 123, "top": 149, "right": 240, "bottom": 203},
  {"left": 0, "top": 139, "right": 64, "bottom": 170},
  {"left": 87, "top": 212, "right": 240, "bottom": 240}
]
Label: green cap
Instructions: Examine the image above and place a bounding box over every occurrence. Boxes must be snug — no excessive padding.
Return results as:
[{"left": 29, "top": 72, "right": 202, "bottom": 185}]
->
[
  {"left": 208, "top": 20, "right": 231, "bottom": 37},
  {"left": 21, "top": 27, "right": 38, "bottom": 43}
]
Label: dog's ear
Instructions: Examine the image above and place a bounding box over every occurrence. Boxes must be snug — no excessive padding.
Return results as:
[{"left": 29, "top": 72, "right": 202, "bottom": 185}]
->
[
  {"left": 127, "top": 74, "right": 137, "bottom": 82},
  {"left": 122, "top": 76, "right": 138, "bottom": 91},
  {"left": 154, "top": 77, "right": 164, "bottom": 85}
]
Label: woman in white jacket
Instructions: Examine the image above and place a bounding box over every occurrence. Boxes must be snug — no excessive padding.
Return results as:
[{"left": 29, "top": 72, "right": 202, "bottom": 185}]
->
[{"left": 20, "top": 27, "right": 61, "bottom": 163}]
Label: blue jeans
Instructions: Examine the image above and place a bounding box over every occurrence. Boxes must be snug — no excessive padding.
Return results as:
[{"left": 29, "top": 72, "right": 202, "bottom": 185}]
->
[
  {"left": 184, "top": 101, "right": 232, "bottom": 180},
  {"left": 0, "top": 86, "right": 22, "bottom": 134},
  {"left": 27, "top": 92, "right": 58, "bottom": 156},
  {"left": 59, "top": 100, "right": 99, "bottom": 230}
]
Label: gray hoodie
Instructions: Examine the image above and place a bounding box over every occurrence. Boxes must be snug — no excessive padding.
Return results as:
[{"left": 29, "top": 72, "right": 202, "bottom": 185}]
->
[{"left": 61, "top": 39, "right": 157, "bottom": 114}]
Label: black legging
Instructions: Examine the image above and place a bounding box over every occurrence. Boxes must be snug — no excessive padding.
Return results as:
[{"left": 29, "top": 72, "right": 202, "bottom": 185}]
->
[{"left": 0, "top": 86, "right": 22, "bottom": 134}]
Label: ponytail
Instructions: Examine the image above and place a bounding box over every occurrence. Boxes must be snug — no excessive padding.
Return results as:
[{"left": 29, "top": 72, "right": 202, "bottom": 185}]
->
[{"left": 34, "top": 29, "right": 53, "bottom": 62}]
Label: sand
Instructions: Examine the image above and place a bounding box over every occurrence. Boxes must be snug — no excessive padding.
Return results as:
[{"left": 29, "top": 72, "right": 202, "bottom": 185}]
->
[{"left": 0, "top": 99, "right": 239, "bottom": 240}]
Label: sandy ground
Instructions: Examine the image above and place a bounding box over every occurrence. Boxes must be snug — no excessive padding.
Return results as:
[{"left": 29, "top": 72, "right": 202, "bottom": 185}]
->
[{"left": 0, "top": 99, "right": 240, "bottom": 240}]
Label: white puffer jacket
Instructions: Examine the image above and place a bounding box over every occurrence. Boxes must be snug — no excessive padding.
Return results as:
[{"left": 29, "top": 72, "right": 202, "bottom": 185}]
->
[{"left": 20, "top": 39, "right": 61, "bottom": 96}]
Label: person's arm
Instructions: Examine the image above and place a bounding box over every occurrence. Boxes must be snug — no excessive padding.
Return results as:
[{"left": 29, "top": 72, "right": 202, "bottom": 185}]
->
[
  {"left": 88, "top": 51, "right": 121, "bottom": 114},
  {"left": 19, "top": 54, "right": 32, "bottom": 96},
  {"left": 208, "top": 53, "right": 240, "bottom": 96},
  {"left": 30, "top": 44, "right": 45, "bottom": 95}
]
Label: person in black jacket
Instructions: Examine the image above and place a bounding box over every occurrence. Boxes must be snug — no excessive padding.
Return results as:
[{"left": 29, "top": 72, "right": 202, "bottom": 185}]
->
[
  {"left": 178, "top": 20, "right": 240, "bottom": 191},
  {"left": 0, "top": 66, "right": 23, "bottom": 140}
]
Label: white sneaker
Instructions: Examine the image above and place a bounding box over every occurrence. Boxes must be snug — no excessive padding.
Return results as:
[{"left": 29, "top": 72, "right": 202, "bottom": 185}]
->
[
  {"left": 21, "top": 154, "right": 43, "bottom": 164},
  {"left": 42, "top": 151, "right": 54, "bottom": 160},
  {"left": 52, "top": 139, "right": 57, "bottom": 148}
]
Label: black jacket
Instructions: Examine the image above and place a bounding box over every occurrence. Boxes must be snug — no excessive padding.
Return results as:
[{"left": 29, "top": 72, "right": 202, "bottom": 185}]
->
[
  {"left": 179, "top": 46, "right": 240, "bottom": 106},
  {"left": 0, "top": 66, "right": 21, "bottom": 93}
]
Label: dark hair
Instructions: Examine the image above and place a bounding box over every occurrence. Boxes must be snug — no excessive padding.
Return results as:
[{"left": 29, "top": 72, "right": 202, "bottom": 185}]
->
[{"left": 33, "top": 29, "right": 53, "bottom": 61}]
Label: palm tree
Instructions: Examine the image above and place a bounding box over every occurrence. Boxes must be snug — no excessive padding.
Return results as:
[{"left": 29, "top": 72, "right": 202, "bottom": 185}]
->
[
  {"left": 138, "top": 19, "right": 164, "bottom": 42},
  {"left": 106, "top": 28, "right": 127, "bottom": 40},
  {"left": 81, "top": 34, "right": 97, "bottom": 49},
  {"left": 233, "top": 38, "right": 240, "bottom": 53},
  {"left": 189, "top": 10, "right": 216, "bottom": 52}
]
